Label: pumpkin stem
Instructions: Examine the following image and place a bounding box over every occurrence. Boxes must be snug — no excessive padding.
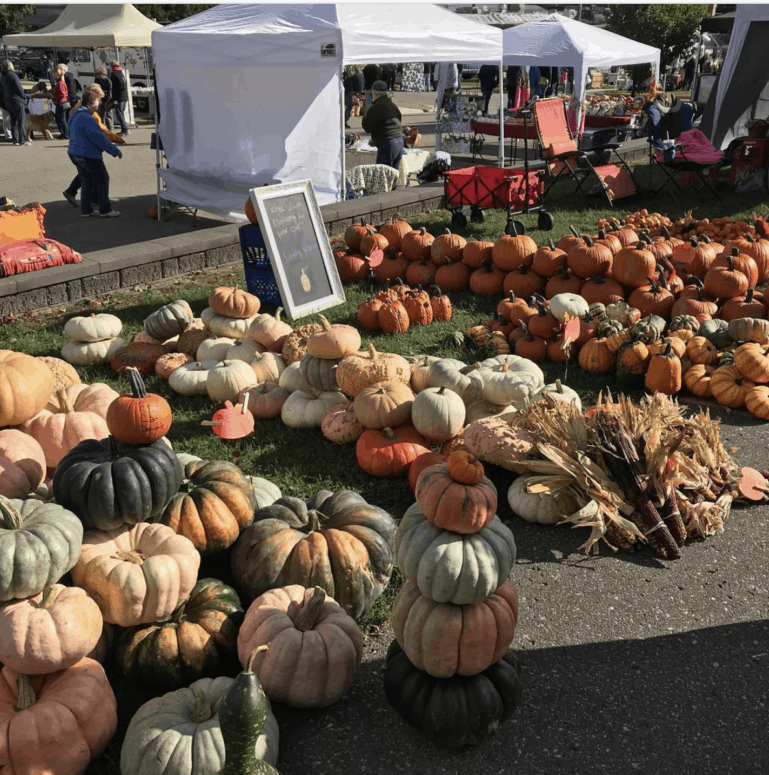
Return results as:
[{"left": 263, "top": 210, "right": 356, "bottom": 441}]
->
[
  {"left": 57, "top": 388, "right": 74, "bottom": 414},
  {"left": 0, "top": 495, "right": 23, "bottom": 530},
  {"left": 295, "top": 586, "right": 327, "bottom": 632},
  {"left": 37, "top": 586, "right": 56, "bottom": 609},
  {"left": 190, "top": 689, "right": 214, "bottom": 723},
  {"left": 108, "top": 435, "right": 120, "bottom": 459},
  {"left": 747, "top": 288, "right": 754, "bottom": 302},
  {"left": 569, "top": 225, "right": 580, "bottom": 238},
  {"left": 583, "top": 235, "right": 594, "bottom": 247},
  {"left": 274, "top": 307, "right": 284, "bottom": 322},
  {"left": 114, "top": 549, "right": 145, "bottom": 565},
  {"left": 125, "top": 366, "right": 148, "bottom": 399},
  {"left": 14, "top": 675, "right": 37, "bottom": 712},
  {"left": 316, "top": 313, "right": 331, "bottom": 331},
  {"left": 246, "top": 644, "right": 269, "bottom": 674},
  {"left": 383, "top": 426, "right": 396, "bottom": 441},
  {"left": 547, "top": 238, "right": 555, "bottom": 250},
  {"left": 555, "top": 378, "right": 564, "bottom": 393},
  {"left": 304, "top": 509, "right": 322, "bottom": 534}
]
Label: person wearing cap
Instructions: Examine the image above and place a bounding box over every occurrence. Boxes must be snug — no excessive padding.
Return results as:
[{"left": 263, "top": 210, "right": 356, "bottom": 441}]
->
[{"left": 361, "top": 80, "right": 404, "bottom": 170}]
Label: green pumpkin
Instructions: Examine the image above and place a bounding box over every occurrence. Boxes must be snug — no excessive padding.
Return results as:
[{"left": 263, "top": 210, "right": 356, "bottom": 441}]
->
[
  {"left": 383, "top": 639, "right": 522, "bottom": 748},
  {"left": 439, "top": 331, "right": 466, "bottom": 350},
  {"left": 631, "top": 314, "right": 666, "bottom": 343},
  {"left": 699, "top": 318, "right": 732, "bottom": 350},
  {"left": 218, "top": 647, "right": 281, "bottom": 775},
  {"left": 588, "top": 301, "right": 607, "bottom": 321},
  {"left": 144, "top": 299, "right": 194, "bottom": 340},
  {"left": 597, "top": 319, "right": 623, "bottom": 337},
  {"left": 668, "top": 315, "right": 700, "bottom": 334},
  {"left": 231, "top": 490, "right": 396, "bottom": 619},
  {"left": 0, "top": 496, "right": 83, "bottom": 601},
  {"left": 53, "top": 436, "right": 183, "bottom": 530},
  {"left": 299, "top": 353, "right": 342, "bottom": 391},
  {"left": 117, "top": 578, "right": 244, "bottom": 691}
]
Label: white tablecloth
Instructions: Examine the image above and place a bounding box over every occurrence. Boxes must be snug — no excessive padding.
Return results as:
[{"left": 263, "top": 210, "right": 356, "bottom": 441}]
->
[{"left": 398, "top": 149, "right": 430, "bottom": 187}]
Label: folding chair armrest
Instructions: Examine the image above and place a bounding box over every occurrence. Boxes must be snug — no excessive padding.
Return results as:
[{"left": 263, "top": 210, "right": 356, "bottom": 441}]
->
[{"left": 544, "top": 149, "right": 585, "bottom": 161}]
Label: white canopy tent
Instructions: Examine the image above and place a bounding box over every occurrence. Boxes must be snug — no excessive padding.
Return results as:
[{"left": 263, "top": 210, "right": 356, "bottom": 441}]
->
[
  {"left": 3, "top": 3, "right": 160, "bottom": 48},
  {"left": 151, "top": 4, "right": 503, "bottom": 221},
  {"left": 502, "top": 14, "right": 660, "bottom": 138}
]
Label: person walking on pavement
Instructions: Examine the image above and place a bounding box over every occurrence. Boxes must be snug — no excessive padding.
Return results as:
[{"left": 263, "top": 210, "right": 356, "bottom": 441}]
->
[
  {"left": 361, "top": 80, "right": 404, "bottom": 170},
  {"left": 52, "top": 68, "right": 69, "bottom": 139},
  {"left": 1, "top": 61, "right": 30, "bottom": 146},
  {"left": 67, "top": 88, "right": 123, "bottom": 218},
  {"left": 110, "top": 60, "right": 130, "bottom": 135},
  {"left": 478, "top": 64, "right": 499, "bottom": 114},
  {"left": 0, "top": 70, "right": 13, "bottom": 143},
  {"left": 95, "top": 66, "right": 113, "bottom": 128}
]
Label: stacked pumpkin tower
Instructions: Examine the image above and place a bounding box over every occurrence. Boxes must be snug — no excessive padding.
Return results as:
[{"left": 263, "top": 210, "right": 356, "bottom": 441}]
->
[{"left": 384, "top": 450, "right": 523, "bottom": 748}]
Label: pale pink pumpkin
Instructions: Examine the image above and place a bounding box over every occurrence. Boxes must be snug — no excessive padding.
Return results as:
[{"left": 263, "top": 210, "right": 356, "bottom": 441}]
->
[
  {"left": 21, "top": 389, "right": 109, "bottom": 469},
  {"left": 0, "top": 429, "right": 46, "bottom": 498},
  {"left": 45, "top": 382, "right": 119, "bottom": 421},
  {"left": 0, "top": 658, "right": 117, "bottom": 775},
  {"left": 0, "top": 584, "right": 103, "bottom": 674},
  {"left": 320, "top": 401, "right": 364, "bottom": 444}
]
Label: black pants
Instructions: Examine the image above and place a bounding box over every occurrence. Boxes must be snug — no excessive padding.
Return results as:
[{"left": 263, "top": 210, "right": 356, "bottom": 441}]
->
[
  {"left": 55, "top": 103, "right": 68, "bottom": 138},
  {"left": 69, "top": 154, "right": 111, "bottom": 215},
  {"left": 7, "top": 99, "right": 26, "bottom": 144},
  {"left": 481, "top": 86, "right": 495, "bottom": 114}
]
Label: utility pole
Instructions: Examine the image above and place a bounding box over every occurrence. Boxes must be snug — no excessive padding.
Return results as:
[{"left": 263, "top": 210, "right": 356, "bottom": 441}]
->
[{"left": 578, "top": 4, "right": 583, "bottom": 22}]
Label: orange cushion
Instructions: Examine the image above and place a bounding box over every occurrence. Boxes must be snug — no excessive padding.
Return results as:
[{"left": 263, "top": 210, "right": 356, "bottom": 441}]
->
[{"left": 0, "top": 204, "right": 46, "bottom": 249}]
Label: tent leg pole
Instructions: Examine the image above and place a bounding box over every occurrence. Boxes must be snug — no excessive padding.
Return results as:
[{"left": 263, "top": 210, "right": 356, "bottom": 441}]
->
[
  {"left": 498, "top": 58, "right": 504, "bottom": 168},
  {"left": 340, "top": 66, "right": 346, "bottom": 203}
]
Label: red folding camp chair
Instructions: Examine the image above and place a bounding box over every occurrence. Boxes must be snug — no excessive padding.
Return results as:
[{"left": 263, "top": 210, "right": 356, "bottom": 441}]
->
[{"left": 534, "top": 97, "right": 638, "bottom": 207}]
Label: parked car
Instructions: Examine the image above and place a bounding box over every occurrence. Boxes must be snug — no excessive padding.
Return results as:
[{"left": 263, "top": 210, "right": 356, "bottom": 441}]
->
[
  {"left": 461, "top": 62, "right": 482, "bottom": 80},
  {"left": 13, "top": 48, "right": 55, "bottom": 82}
]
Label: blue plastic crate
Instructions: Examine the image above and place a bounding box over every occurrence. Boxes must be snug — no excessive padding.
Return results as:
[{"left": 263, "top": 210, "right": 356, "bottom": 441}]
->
[{"left": 239, "top": 224, "right": 283, "bottom": 306}]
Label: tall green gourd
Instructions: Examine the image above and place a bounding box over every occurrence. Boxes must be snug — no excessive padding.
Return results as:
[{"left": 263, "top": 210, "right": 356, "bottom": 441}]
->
[{"left": 217, "top": 646, "right": 281, "bottom": 775}]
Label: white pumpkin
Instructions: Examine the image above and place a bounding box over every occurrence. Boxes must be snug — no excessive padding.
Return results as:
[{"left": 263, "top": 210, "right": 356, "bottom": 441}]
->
[
  {"left": 477, "top": 361, "right": 531, "bottom": 409},
  {"left": 531, "top": 379, "right": 583, "bottom": 411},
  {"left": 428, "top": 359, "right": 484, "bottom": 405},
  {"left": 410, "top": 356, "right": 440, "bottom": 394},
  {"left": 176, "top": 453, "right": 202, "bottom": 467},
  {"left": 196, "top": 337, "right": 236, "bottom": 362},
  {"left": 548, "top": 293, "right": 589, "bottom": 323},
  {"left": 411, "top": 386, "right": 466, "bottom": 442},
  {"left": 244, "top": 476, "right": 282, "bottom": 509},
  {"left": 507, "top": 475, "right": 581, "bottom": 525},
  {"left": 207, "top": 312, "right": 263, "bottom": 340},
  {"left": 464, "top": 399, "right": 509, "bottom": 424},
  {"left": 64, "top": 313, "right": 123, "bottom": 343},
  {"left": 200, "top": 306, "right": 216, "bottom": 327},
  {"left": 206, "top": 360, "right": 258, "bottom": 403},
  {"left": 479, "top": 355, "right": 544, "bottom": 392},
  {"left": 226, "top": 340, "right": 266, "bottom": 363},
  {"left": 279, "top": 361, "right": 312, "bottom": 394},
  {"left": 61, "top": 336, "right": 126, "bottom": 366},
  {"left": 251, "top": 352, "right": 286, "bottom": 384},
  {"left": 280, "top": 389, "right": 346, "bottom": 429},
  {"left": 169, "top": 360, "right": 219, "bottom": 396}
]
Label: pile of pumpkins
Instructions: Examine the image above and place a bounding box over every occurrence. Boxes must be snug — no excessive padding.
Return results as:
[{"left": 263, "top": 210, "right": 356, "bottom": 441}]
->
[
  {"left": 596, "top": 209, "right": 762, "bottom": 242},
  {"left": 385, "top": 450, "right": 522, "bottom": 748},
  {"left": 356, "top": 282, "right": 453, "bottom": 334}
]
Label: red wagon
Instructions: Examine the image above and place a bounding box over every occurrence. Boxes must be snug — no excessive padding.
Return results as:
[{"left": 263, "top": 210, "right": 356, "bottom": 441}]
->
[{"left": 443, "top": 165, "right": 553, "bottom": 233}]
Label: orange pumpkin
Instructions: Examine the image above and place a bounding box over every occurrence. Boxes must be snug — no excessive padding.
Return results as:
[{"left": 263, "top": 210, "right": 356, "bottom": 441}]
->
[
  {"left": 431, "top": 229, "right": 466, "bottom": 266},
  {"left": 566, "top": 236, "right": 613, "bottom": 279},
  {"left": 434, "top": 257, "right": 471, "bottom": 291},
  {"left": 429, "top": 286, "right": 453, "bottom": 322},
  {"left": 578, "top": 337, "right": 614, "bottom": 373},
  {"left": 683, "top": 364, "right": 715, "bottom": 397},
  {"left": 710, "top": 365, "right": 755, "bottom": 408},
  {"left": 355, "top": 426, "right": 431, "bottom": 477},
  {"left": 496, "top": 290, "right": 535, "bottom": 324},
  {"left": 359, "top": 228, "right": 389, "bottom": 257},
  {"left": 733, "top": 342, "right": 769, "bottom": 384},
  {"left": 357, "top": 298, "right": 383, "bottom": 331},
  {"left": 373, "top": 247, "right": 408, "bottom": 285},
  {"left": 378, "top": 218, "right": 413, "bottom": 251},
  {"left": 515, "top": 320, "right": 548, "bottom": 361},
  {"left": 721, "top": 288, "right": 766, "bottom": 322},
  {"left": 334, "top": 246, "right": 370, "bottom": 283},
  {"left": 531, "top": 239, "right": 567, "bottom": 278},
  {"left": 445, "top": 450, "right": 485, "bottom": 484},
  {"left": 544, "top": 266, "right": 582, "bottom": 298},
  {"left": 704, "top": 256, "right": 750, "bottom": 300},
  {"left": 627, "top": 277, "right": 675, "bottom": 318},
  {"left": 106, "top": 367, "right": 172, "bottom": 445},
  {"left": 405, "top": 256, "right": 436, "bottom": 287},
  {"left": 644, "top": 340, "right": 682, "bottom": 395},
  {"left": 344, "top": 219, "right": 375, "bottom": 250},
  {"left": 555, "top": 225, "right": 586, "bottom": 254},
  {"left": 491, "top": 231, "right": 537, "bottom": 271},
  {"left": 462, "top": 238, "right": 494, "bottom": 269},
  {"left": 401, "top": 227, "right": 434, "bottom": 261},
  {"left": 745, "top": 385, "right": 769, "bottom": 420},
  {"left": 469, "top": 260, "right": 506, "bottom": 296},
  {"left": 580, "top": 275, "right": 625, "bottom": 306},
  {"left": 710, "top": 246, "right": 758, "bottom": 288},
  {"left": 407, "top": 451, "right": 446, "bottom": 493},
  {"left": 402, "top": 290, "right": 434, "bottom": 326},
  {"left": 612, "top": 241, "right": 656, "bottom": 288},
  {"left": 208, "top": 286, "right": 261, "bottom": 319},
  {"left": 503, "top": 264, "right": 544, "bottom": 299},
  {"left": 110, "top": 342, "right": 165, "bottom": 377},
  {"left": 0, "top": 350, "right": 55, "bottom": 428},
  {"left": 686, "top": 336, "right": 718, "bottom": 366},
  {"left": 378, "top": 300, "right": 410, "bottom": 335}
]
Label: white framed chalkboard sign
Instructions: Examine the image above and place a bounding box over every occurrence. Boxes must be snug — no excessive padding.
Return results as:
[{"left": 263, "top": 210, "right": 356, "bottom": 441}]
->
[{"left": 248, "top": 180, "right": 345, "bottom": 320}]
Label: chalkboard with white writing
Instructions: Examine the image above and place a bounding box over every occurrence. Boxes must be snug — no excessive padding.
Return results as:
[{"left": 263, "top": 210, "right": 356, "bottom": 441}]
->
[{"left": 249, "top": 181, "right": 345, "bottom": 319}]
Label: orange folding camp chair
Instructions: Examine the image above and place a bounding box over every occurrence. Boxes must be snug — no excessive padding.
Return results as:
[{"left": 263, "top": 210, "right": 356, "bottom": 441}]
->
[{"left": 533, "top": 97, "right": 638, "bottom": 207}]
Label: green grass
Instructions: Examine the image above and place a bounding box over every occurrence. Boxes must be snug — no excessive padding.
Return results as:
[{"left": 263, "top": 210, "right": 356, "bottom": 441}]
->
[{"left": 3, "top": 181, "right": 769, "bottom": 775}]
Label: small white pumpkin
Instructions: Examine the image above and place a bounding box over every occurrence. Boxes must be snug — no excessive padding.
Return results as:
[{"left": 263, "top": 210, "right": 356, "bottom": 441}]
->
[
  {"left": 244, "top": 476, "right": 282, "bottom": 509},
  {"left": 206, "top": 360, "right": 258, "bottom": 403},
  {"left": 507, "top": 475, "right": 581, "bottom": 525},
  {"left": 479, "top": 355, "right": 544, "bottom": 392},
  {"left": 531, "top": 379, "right": 582, "bottom": 411},
  {"left": 428, "top": 359, "right": 484, "bottom": 405},
  {"left": 64, "top": 313, "right": 123, "bottom": 343},
  {"left": 61, "top": 336, "right": 126, "bottom": 366},
  {"left": 464, "top": 399, "right": 509, "bottom": 424},
  {"left": 410, "top": 356, "right": 440, "bottom": 394},
  {"left": 548, "top": 293, "right": 589, "bottom": 323},
  {"left": 196, "top": 337, "right": 236, "bottom": 362},
  {"left": 279, "top": 361, "right": 312, "bottom": 394},
  {"left": 280, "top": 389, "right": 346, "bottom": 429},
  {"left": 411, "top": 386, "right": 466, "bottom": 442},
  {"left": 226, "top": 340, "right": 266, "bottom": 363},
  {"left": 478, "top": 360, "right": 531, "bottom": 409},
  {"left": 169, "top": 360, "right": 219, "bottom": 396},
  {"left": 176, "top": 452, "right": 202, "bottom": 467},
  {"left": 207, "top": 312, "right": 263, "bottom": 340},
  {"left": 251, "top": 352, "right": 286, "bottom": 385}
]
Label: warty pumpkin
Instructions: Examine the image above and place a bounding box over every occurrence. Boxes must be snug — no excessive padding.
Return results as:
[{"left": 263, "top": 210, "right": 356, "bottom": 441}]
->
[
  {"left": 0, "top": 658, "right": 117, "bottom": 775},
  {"left": 107, "top": 366, "right": 173, "bottom": 444},
  {"left": 462, "top": 416, "right": 534, "bottom": 470},
  {"left": 392, "top": 579, "right": 518, "bottom": 677},
  {"left": 71, "top": 522, "right": 200, "bottom": 627},
  {"left": 231, "top": 489, "right": 396, "bottom": 618},
  {"left": 415, "top": 459, "right": 497, "bottom": 534},
  {"left": 237, "top": 585, "right": 363, "bottom": 708},
  {"left": 383, "top": 639, "right": 522, "bottom": 749},
  {"left": 378, "top": 299, "right": 410, "bottom": 334},
  {"left": 0, "top": 583, "right": 102, "bottom": 674},
  {"left": 209, "top": 286, "right": 261, "bottom": 319},
  {"left": 53, "top": 436, "right": 183, "bottom": 530},
  {"left": 320, "top": 400, "right": 364, "bottom": 444},
  {"left": 710, "top": 364, "right": 755, "bottom": 407},
  {"left": 429, "top": 285, "right": 453, "bottom": 321},
  {"left": 281, "top": 322, "right": 324, "bottom": 364},
  {"left": 117, "top": 577, "right": 243, "bottom": 690},
  {"left": 336, "top": 342, "right": 410, "bottom": 397},
  {"left": 36, "top": 356, "right": 80, "bottom": 394},
  {"left": 120, "top": 674, "right": 279, "bottom": 775},
  {"left": 356, "top": 425, "right": 430, "bottom": 477},
  {"left": 353, "top": 381, "right": 415, "bottom": 429},
  {"left": 402, "top": 289, "right": 434, "bottom": 325},
  {"left": 155, "top": 351, "right": 194, "bottom": 379},
  {"left": 160, "top": 460, "right": 257, "bottom": 555}
]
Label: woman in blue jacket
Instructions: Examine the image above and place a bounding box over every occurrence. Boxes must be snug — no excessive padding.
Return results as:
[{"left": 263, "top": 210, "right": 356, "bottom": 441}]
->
[{"left": 68, "top": 89, "right": 122, "bottom": 218}]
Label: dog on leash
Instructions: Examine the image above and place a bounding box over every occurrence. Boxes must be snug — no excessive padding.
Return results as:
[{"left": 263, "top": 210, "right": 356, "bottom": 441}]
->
[{"left": 26, "top": 111, "right": 55, "bottom": 141}]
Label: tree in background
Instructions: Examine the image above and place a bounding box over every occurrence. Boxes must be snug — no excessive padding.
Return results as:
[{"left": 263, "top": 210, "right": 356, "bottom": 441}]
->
[
  {"left": 136, "top": 5, "right": 215, "bottom": 24},
  {"left": 606, "top": 4, "right": 707, "bottom": 73},
  {"left": 0, "top": 5, "right": 33, "bottom": 39}
]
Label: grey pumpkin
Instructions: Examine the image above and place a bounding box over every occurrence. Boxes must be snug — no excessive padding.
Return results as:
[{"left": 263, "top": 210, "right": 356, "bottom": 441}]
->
[
  {"left": 299, "top": 353, "right": 342, "bottom": 392},
  {"left": 144, "top": 300, "right": 194, "bottom": 340}
]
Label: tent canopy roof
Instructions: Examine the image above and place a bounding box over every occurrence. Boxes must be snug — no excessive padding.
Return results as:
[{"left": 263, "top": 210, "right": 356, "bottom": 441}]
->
[
  {"left": 152, "top": 3, "right": 503, "bottom": 65},
  {"left": 3, "top": 3, "right": 160, "bottom": 49},
  {"left": 502, "top": 13, "right": 660, "bottom": 70}
]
